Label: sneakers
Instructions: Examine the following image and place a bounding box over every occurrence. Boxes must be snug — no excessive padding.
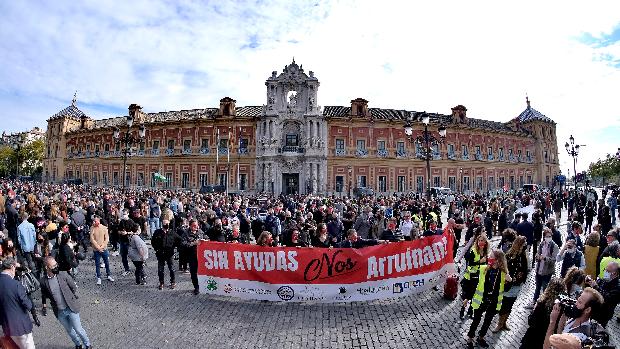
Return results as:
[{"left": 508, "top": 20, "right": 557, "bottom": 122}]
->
[
  {"left": 459, "top": 306, "right": 466, "bottom": 320},
  {"left": 107, "top": 275, "right": 115, "bottom": 282},
  {"left": 100, "top": 262, "right": 105, "bottom": 268},
  {"left": 193, "top": 289, "right": 200, "bottom": 295},
  {"left": 158, "top": 283, "right": 164, "bottom": 290},
  {"left": 121, "top": 271, "right": 131, "bottom": 277},
  {"left": 96, "top": 278, "right": 102, "bottom": 285},
  {"left": 111, "top": 251, "right": 119, "bottom": 256},
  {"left": 169, "top": 283, "right": 176, "bottom": 290},
  {"left": 466, "top": 341, "right": 474, "bottom": 349},
  {"left": 476, "top": 337, "right": 489, "bottom": 348}
]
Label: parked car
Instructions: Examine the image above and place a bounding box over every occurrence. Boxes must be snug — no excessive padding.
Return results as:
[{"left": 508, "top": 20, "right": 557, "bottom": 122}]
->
[{"left": 199, "top": 184, "right": 226, "bottom": 194}]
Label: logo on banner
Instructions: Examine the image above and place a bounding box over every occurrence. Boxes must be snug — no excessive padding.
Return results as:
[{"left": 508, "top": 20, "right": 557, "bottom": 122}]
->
[
  {"left": 277, "top": 286, "right": 295, "bottom": 301},
  {"left": 393, "top": 283, "right": 404, "bottom": 294},
  {"left": 224, "top": 284, "right": 232, "bottom": 293},
  {"left": 207, "top": 278, "right": 218, "bottom": 291},
  {"left": 339, "top": 287, "right": 347, "bottom": 294}
]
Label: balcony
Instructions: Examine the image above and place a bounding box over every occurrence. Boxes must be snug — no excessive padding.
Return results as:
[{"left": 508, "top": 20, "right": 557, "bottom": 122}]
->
[
  {"left": 498, "top": 154, "right": 504, "bottom": 161},
  {"left": 280, "top": 146, "right": 304, "bottom": 154},
  {"left": 94, "top": 151, "right": 100, "bottom": 158},
  {"left": 200, "top": 147, "right": 211, "bottom": 155},
  {"left": 356, "top": 149, "right": 368, "bottom": 157},
  {"left": 218, "top": 147, "right": 229, "bottom": 155},
  {"left": 462, "top": 153, "right": 470, "bottom": 160},
  {"left": 509, "top": 155, "right": 516, "bottom": 162},
  {"left": 113, "top": 151, "right": 121, "bottom": 157},
  {"left": 447, "top": 153, "right": 456, "bottom": 160},
  {"left": 84, "top": 151, "right": 91, "bottom": 158},
  {"left": 396, "top": 150, "right": 407, "bottom": 158},
  {"left": 377, "top": 149, "right": 388, "bottom": 158},
  {"left": 165, "top": 149, "right": 174, "bottom": 156},
  {"left": 527, "top": 156, "right": 533, "bottom": 163},
  {"left": 487, "top": 154, "right": 494, "bottom": 161},
  {"left": 335, "top": 149, "right": 346, "bottom": 156},
  {"left": 238, "top": 147, "right": 249, "bottom": 155},
  {"left": 432, "top": 151, "right": 441, "bottom": 160},
  {"left": 102, "top": 151, "right": 110, "bottom": 157},
  {"left": 475, "top": 154, "right": 483, "bottom": 161},
  {"left": 137, "top": 150, "right": 145, "bottom": 157},
  {"left": 182, "top": 148, "right": 193, "bottom": 155},
  {"left": 517, "top": 155, "right": 523, "bottom": 163},
  {"left": 151, "top": 149, "right": 160, "bottom": 156}
]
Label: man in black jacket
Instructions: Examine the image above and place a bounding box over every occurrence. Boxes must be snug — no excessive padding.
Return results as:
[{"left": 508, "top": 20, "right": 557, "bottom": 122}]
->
[
  {"left": 587, "top": 260, "right": 619, "bottom": 327},
  {"left": 151, "top": 219, "right": 182, "bottom": 290},
  {"left": 5, "top": 199, "right": 20, "bottom": 249},
  {"left": 338, "top": 229, "right": 387, "bottom": 248},
  {"left": 181, "top": 219, "right": 206, "bottom": 295},
  {"left": 40, "top": 256, "right": 91, "bottom": 349},
  {"left": 0, "top": 257, "right": 35, "bottom": 349}
]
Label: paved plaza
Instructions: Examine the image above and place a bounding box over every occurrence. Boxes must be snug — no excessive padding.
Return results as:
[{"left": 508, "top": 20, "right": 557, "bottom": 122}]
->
[{"left": 28, "top": 208, "right": 619, "bottom": 348}]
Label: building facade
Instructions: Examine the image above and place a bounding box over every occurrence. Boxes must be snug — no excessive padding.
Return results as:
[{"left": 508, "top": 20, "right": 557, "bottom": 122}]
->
[{"left": 44, "top": 60, "right": 560, "bottom": 195}]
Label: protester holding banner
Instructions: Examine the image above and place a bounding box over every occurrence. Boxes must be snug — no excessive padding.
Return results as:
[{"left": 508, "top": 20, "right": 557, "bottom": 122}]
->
[
  {"left": 466, "top": 249, "right": 511, "bottom": 349},
  {"left": 337, "top": 229, "right": 387, "bottom": 248},
  {"left": 181, "top": 219, "right": 206, "bottom": 295}
]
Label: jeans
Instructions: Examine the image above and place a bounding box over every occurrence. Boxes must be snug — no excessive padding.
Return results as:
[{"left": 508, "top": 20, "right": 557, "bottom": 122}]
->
[
  {"left": 93, "top": 250, "right": 111, "bottom": 278},
  {"left": 157, "top": 255, "right": 175, "bottom": 284},
  {"left": 467, "top": 301, "right": 497, "bottom": 339},
  {"left": 57, "top": 308, "right": 90, "bottom": 347},
  {"left": 188, "top": 255, "right": 199, "bottom": 291},
  {"left": 119, "top": 241, "right": 130, "bottom": 272},
  {"left": 533, "top": 273, "right": 552, "bottom": 303},
  {"left": 133, "top": 261, "right": 145, "bottom": 284}
]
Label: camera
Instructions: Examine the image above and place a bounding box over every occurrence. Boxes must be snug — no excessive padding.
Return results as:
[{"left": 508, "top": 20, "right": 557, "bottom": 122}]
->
[{"left": 556, "top": 294, "right": 577, "bottom": 310}]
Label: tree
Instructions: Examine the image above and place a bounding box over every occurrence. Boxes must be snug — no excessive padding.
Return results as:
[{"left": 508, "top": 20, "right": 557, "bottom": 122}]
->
[
  {"left": 0, "top": 145, "right": 15, "bottom": 177},
  {"left": 0, "top": 138, "right": 45, "bottom": 178},
  {"left": 588, "top": 154, "right": 620, "bottom": 184}
]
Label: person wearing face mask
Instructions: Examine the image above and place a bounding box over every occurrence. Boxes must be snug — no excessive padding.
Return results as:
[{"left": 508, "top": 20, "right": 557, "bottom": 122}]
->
[
  {"left": 557, "top": 239, "right": 585, "bottom": 278},
  {"left": 585, "top": 261, "right": 619, "bottom": 327},
  {"left": 566, "top": 222, "right": 584, "bottom": 252},
  {"left": 181, "top": 219, "right": 206, "bottom": 295},
  {"left": 465, "top": 249, "right": 512, "bottom": 349},
  {"left": 0, "top": 257, "right": 36, "bottom": 349},
  {"left": 311, "top": 223, "right": 331, "bottom": 248},
  {"left": 39, "top": 256, "right": 92, "bottom": 349},
  {"left": 543, "top": 287, "right": 606, "bottom": 349},
  {"left": 118, "top": 210, "right": 134, "bottom": 277},
  {"left": 151, "top": 219, "right": 181, "bottom": 290},
  {"left": 526, "top": 228, "right": 560, "bottom": 309},
  {"left": 206, "top": 218, "right": 226, "bottom": 242},
  {"left": 337, "top": 228, "right": 388, "bottom": 249}
]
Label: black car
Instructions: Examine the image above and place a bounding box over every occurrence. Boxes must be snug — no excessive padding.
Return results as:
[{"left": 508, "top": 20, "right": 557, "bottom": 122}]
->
[{"left": 199, "top": 185, "right": 226, "bottom": 194}]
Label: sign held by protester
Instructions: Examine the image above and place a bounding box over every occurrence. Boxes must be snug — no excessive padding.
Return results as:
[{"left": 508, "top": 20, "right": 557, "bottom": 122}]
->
[{"left": 197, "top": 232, "right": 454, "bottom": 302}]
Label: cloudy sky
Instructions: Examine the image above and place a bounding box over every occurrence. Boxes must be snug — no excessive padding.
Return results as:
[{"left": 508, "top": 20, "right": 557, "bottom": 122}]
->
[{"left": 1, "top": 0, "right": 619, "bottom": 175}]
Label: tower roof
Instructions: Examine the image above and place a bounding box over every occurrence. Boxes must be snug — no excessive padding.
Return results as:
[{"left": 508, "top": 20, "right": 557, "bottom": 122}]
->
[
  {"left": 517, "top": 97, "right": 554, "bottom": 123},
  {"left": 49, "top": 105, "right": 87, "bottom": 120}
]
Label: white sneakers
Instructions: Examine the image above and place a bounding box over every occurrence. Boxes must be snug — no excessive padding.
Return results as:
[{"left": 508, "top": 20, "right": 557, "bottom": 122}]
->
[
  {"left": 121, "top": 271, "right": 131, "bottom": 277},
  {"left": 107, "top": 276, "right": 115, "bottom": 282},
  {"left": 111, "top": 251, "right": 120, "bottom": 257},
  {"left": 96, "top": 278, "right": 102, "bottom": 285}
]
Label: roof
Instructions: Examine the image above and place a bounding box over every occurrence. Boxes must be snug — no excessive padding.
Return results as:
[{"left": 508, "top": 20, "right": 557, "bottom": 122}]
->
[
  {"left": 49, "top": 105, "right": 87, "bottom": 120},
  {"left": 322, "top": 106, "right": 528, "bottom": 134},
  {"left": 517, "top": 105, "right": 554, "bottom": 124}
]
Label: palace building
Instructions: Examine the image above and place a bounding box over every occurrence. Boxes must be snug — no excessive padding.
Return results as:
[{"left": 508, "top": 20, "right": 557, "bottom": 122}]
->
[{"left": 43, "top": 60, "right": 560, "bottom": 195}]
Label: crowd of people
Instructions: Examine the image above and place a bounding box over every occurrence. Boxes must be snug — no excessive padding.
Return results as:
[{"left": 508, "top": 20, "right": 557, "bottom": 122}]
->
[{"left": 0, "top": 178, "right": 618, "bottom": 349}]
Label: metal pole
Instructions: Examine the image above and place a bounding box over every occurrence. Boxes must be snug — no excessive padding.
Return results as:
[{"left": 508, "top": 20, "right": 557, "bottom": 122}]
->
[{"left": 425, "top": 125, "right": 431, "bottom": 201}]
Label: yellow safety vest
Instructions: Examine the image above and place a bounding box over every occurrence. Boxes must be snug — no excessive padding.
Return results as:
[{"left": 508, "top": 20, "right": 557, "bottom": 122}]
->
[
  {"left": 464, "top": 248, "right": 481, "bottom": 280},
  {"left": 599, "top": 256, "right": 620, "bottom": 279},
  {"left": 472, "top": 265, "right": 506, "bottom": 311}
]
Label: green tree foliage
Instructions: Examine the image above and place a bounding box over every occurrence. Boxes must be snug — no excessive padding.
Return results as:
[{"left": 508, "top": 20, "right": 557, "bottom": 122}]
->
[
  {"left": 588, "top": 154, "right": 620, "bottom": 183},
  {"left": 0, "top": 138, "right": 45, "bottom": 177},
  {"left": 0, "top": 145, "right": 15, "bottom": 177}
]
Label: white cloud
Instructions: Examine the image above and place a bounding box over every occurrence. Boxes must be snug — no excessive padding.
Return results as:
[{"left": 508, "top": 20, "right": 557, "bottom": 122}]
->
[{"left": 1, "top": 0, "right": 619, "bottom": 175}]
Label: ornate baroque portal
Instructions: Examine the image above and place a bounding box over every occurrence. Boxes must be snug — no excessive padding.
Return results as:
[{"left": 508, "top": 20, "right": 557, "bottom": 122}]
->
[{"left": 255, "top": 60, "right": 327, "bottom": 194}]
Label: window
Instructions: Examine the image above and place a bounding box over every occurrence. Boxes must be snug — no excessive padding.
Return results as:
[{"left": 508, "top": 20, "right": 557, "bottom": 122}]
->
[
  {"left": 448, "top": 176, "right": 456, "bottom": 191},
  {"left": 476, "top": 176, "right": 483, "bottom": 190},
  {"left": 397, "top": 176, "right": 406, "bottom": 192},
  {"left": 104, "top": 144, "right": 110, "bottom": 152},
  {"left": 461, "top": 145, "right": 468, "bottom": 156},
  {"left": 357, "top": 175, "right": 367, "bottom": 187},
  {"left": 183, "top": 140, "right": 191, "bottom": 151},
  {"left": 125, "top": 171, "right": 131, "bottom": 187},
  {"left": 517, "top": 150, "right": 522, "bottom": 158},
  {"left": 487, "top": 147, "right": 493, "bottom": 156},
  {"left": 416, "top": 176, "right": 424, "bottom": 193},
  {"left": 95, "top": 145, "right": 100, "bottom": 153},
  {"left": 285, "top": 134, "right": 298, "bottom": 147},
  {"left": 201, "top": 139, "right": 209, "bottom": 149},
  {"left": 218, "top": 173, "right": 227, "bottom": 187},
  {"left": 165, "top": 173, "right": 173, "bottom": 188},
  {"left": 336, "top": 139, "right": 345, "bottom": 150},
  {"left": 462, "top": 176, "right": 470, "bottom": 191},
  {"left": 377, "top": 140, "right": 386, "bottom": 151},
  {"left": 519, "top": 176, "right": 524, "bottom": 187},
  {"left": 488, "top": 177, "right": 495, "bottom": 191},
  {"left": 86, "top": 144, "right": 91, "bottom": 151},
  {"left": 416, "top": 141, "right": 423, "bottom": 155},
  {"left": 84, "top": 173, "right": 89, "bottom": 183},
  {"left": 396, "top": 141, "right": 405, "bottom": 154},
  {"left": 526, "top": 150, "right": 531, "bottom": 158},
  {"left": 153, "top": 140, "right": 160, "bottom": 150},
  {"left": 378, "top": 176, "right": 387, "bottom": 192},
  {"left": 475, "top": 146, "right": 481, "bottom": 155},
  {"left": 239, "top": 174, "right": 247, "bottom": 190},
  {"left": 508, "top": 149, "right": 513, "bottom": 157},
  {"left": 151, "top": 173, "right": 156, "bottom": 187},
  {"left": 498, "top": 177, "right": 505, "bottom": 189},
  {"left": 335, "top": 176, "right": 344, "bottom": 192},
  {"left": 499, "top": 147, "right": 504, "bottom": 158},
  {"left": 356, "top": 139, "right": 366, "bottom": 150},
  {"left": 137, "top": 172, "right": 144, "bottom": 186},
  {"left": 102, "top": 172, "right": 108, "bottom": 185},
  {"left": 115, "top": 143, "right": 120, "bottom": 151},
  {"left": 113, "top": 172, "right": 119, "bottom": 185},
  {"left": 433, "top": 176, "right": 440, "bottom": 187},
  {"left": 448, "top": 144, "right": 455, "bottom": 155},
  {"left": 181, "top": 173, "right": 190, "bottom": 188},
  {"left": 544, "top": 150, "right": 548, "bottom": 162},
  {"left": 527, "top": 175, "right": 532, "bottom": 183},
  {"left": 200, "top": 173, "right": 209, "bottom": 187},
  {"left": 219, "top": 138, "right": 228, "bottom": 149},
  {"left": 167, "top": 140, "right": 175, "bottom": 150},
  {"left": 239, "top": 138, "right": 248, "bottom": 150},
  {"left": 510, "top": 176, "right": 515, "bottom": 189},
  {"left": 139, "top": 142, "right": 145, "bottom": 151}
]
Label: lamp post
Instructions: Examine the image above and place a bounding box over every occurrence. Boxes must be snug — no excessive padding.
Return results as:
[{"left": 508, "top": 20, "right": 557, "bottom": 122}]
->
[
  {"left": 113, "top": 104, "right": 146, "bottom": 193},
  {"left": 11, "top": 133, "right": 25, "bottom": 178},
  {"left": 564, "top": 135, "right": 580, "bottom": 200},
  {"left": 459, "top": 167, "right": 463, "bottom": 193},
  {"left": 404, "top": 111, "right": 447, "bottom": 200},
  {"left": 347, "top": 165, "right": 353, "bottom": 198}
]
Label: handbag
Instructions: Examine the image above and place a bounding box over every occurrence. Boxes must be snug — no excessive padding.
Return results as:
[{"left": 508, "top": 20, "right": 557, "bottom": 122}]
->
[{"left": 18, "top": 271, "right": 40, "bottom": 294}]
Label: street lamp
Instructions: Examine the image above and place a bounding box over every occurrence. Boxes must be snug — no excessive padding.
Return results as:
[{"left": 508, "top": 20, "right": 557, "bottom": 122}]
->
[
  {"left": 113, "top": 104, "right": 146, "bottom": 192},
  {"left": 11, "top": 133, "right": 25, "bottom": 178},
  {"left": 565, "top": 135, "right": 580, "bottom": 200},
  {"left": 404, "top": 111, "right": 447, "bottom": 200},
  {"left": 347, "top": 165, "right": 353, "bottom": 198}
]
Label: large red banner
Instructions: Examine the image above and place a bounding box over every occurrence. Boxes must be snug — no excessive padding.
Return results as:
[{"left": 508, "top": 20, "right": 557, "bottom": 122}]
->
[{"left": 197, "top": 232, "right": 454, "bottom": 302}]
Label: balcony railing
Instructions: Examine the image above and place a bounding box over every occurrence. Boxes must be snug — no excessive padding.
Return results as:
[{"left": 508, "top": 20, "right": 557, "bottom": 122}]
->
[
  {"left": 462, "top": 153, "right": 469, "bottom": 160},
  {"left": 475, "top": 154, "right": 483, "bottom": 161},
  {"left": 280, "top": 146, "right": 304, "bottom": 154},
  {"left": 238, "top": 147, "right": 249, "bottom": 155},
  {"left": 151, "top": 149, "right": 160, "bottom": 156},
  {"left": 94, "top": 151, "right": 100, "bottom": 157},
  {"left": 218, "top": 147, "right": 229, "bottom": 155},
  {"left": 84, "top": 151, "right": 91, "bottom": 158},
  {"left": 182, "top": 148, "right": 192, "bottom": 155},
  {"left": 498, "top": 154, "right": 504, "bottom": 161},
  {"left": 356, "top": 149, "right": 368, "bottom": 157},
  {"left": 509, "top": 155, "right": 516, "bottom": 162},
  {"left": 113, "top": 151, "right": 121, "bottom": 157},
  {"left": 432, "top": 152, "right": 441, "bottom": 160},
  {"left": 447, "top": 153, "right": 456, "bottom": 160},
  {"left": 527, "top": 156, "right": 533, "bottom": 163},
  {"left": 335, "top": 149, "right": 346, "bottom": 156},
  {"left": 137, "top": 150, "right": 145, "bottom": 157},
  {"left": 487, "top": 154, "right": 494, "bottom": 161},
  {"left": 396, "top": 150, "right": 407, "bottom": 158},
  {"left": 517, "top": 155, "right": 523, "bottom": 163},
  {"left": 165, "top": 149, "right": 174, "bottom": 156},
  {"left": 377, "top": 149, "right": 388, "bottom": 158},
  {"left": 200, "top": 147, "right": 211, "bottom": 155}
]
